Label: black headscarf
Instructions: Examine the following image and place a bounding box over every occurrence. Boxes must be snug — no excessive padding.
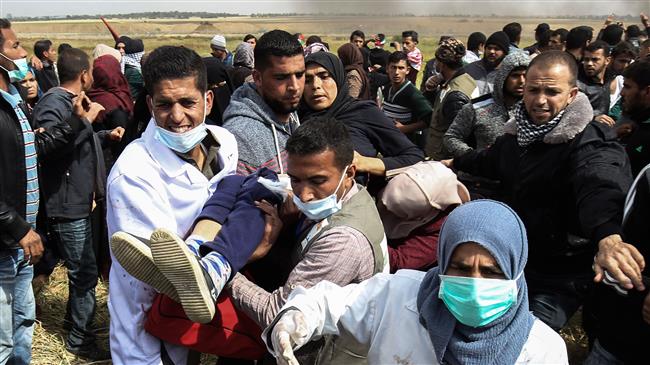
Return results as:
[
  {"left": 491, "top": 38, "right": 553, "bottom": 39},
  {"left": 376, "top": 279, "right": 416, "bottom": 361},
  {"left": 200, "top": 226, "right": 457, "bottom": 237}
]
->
[
  {"left": 203, "top": 57, "right": 233, "bottom": 126},
  {"left": 300, "top": 51, "right": 355, "bottom": 120}
]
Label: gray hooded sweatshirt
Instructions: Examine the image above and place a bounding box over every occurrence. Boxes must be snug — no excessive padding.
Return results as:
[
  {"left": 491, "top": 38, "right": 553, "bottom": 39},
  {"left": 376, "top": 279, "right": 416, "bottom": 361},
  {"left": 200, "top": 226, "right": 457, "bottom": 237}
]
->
[
  {"left": 222, "top": 82, "right": 299, "bottom": 175},
  {"left": 444, "top": 52, "right": 530, "bottom": 157}
]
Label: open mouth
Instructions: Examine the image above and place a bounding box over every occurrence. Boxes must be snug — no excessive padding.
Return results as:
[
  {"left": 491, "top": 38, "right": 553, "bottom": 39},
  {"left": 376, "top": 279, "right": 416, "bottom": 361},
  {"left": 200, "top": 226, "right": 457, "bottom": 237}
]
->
[{"left": 169, "top": 125, "right": 193, "bottom": 133}]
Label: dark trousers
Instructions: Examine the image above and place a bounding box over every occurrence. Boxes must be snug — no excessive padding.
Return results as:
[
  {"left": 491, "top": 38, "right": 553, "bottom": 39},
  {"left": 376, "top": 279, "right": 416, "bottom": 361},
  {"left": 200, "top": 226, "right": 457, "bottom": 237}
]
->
[
  {"left": 48, "top": 216, "right": 98, "bottom": 349},
  {"left": 526, "top": 269, "right": 595, "bottom": 331}
]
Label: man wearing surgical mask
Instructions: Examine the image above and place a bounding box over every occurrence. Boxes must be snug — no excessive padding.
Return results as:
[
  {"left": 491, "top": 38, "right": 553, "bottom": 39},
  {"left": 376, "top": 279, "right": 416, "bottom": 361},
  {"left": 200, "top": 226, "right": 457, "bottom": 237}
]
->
[
  {"left": 265, "top": 200, "right": 568, "bottom": 365},
  {"left": 111, "top": 117, "right": 388, "bottom": 364},
  {"left": 0, "top": 18, "right": 86, "bottom": 365},
  {"left": 105, "top": 45, "right": 238, "bottom": 365}
]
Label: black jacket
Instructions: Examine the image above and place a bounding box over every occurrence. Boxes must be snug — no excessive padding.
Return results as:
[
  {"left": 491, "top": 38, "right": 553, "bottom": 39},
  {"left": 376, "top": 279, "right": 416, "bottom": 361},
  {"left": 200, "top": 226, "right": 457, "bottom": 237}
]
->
[
  {"left": 455, "top": 94, "right": 632, "bottom": 274},
  {"left": 34, "top": 61, "right": 59, "bottom": 93},
  {"left": 0, "top": 86, "right": 82, "bottom": 249},
  {"left": 33, "top": 87, "right": 97, "bottom": 220},
  {"left": 577, "top": 68, "right": 614, "bottom": 117},
  {"left": 591, "top": 165, "right": 650, "bottom": 363}
]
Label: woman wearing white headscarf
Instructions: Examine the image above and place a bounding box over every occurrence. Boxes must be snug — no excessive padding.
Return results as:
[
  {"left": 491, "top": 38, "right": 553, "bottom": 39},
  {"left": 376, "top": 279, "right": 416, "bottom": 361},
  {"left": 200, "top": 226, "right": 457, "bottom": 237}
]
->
[{"left": 264, "top": 200, "right": 568, "bottom": 365}]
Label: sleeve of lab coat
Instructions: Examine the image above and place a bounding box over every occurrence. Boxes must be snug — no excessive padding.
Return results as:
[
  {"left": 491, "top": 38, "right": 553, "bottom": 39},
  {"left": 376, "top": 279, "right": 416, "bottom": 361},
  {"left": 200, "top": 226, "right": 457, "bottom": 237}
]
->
[{"left": 262, "top": 274, "right": 393, "bottom": 356}]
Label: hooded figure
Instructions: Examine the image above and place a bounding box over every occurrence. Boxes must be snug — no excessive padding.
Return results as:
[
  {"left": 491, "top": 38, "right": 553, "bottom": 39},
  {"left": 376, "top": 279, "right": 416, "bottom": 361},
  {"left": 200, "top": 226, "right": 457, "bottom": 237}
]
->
[
  {"left": 230, "top": 42, "right": 254, "bottom": 90},
  {"left": 337, "top": 43, "right": 370, "bottom": 100},
  {"left": 462, "top": 31, "right": 510, "bottom": 96},
  {"left": 203, "top": 57, "right": 233, "bottom": 126},
  {"left": 377, "top": 161, "right": 470, "bottom": 272},
  {"left": 416, "top": 200, "right": 536, "bottom": 364},
  {"left": 300, "top": 51, "right": 423, "bottom": 185},
  {"left": 263, "top": 200, "right": 568, "bottom": 365},
  {"left": 87, "top": 54, "right": 133, "bottom": 127},
  {"left": 445, "top": 51, "right": 530, "bottom": 157},
  {"left": 120, "top": 37, "right": 145, "bottom": 101}
]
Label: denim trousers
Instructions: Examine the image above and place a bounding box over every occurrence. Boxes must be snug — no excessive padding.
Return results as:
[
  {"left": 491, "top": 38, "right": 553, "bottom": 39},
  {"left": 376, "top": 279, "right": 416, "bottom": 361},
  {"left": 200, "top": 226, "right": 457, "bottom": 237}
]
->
[
  {"left": 0, "top": 248, "right": 35, "bottom": 365},
  {"left": 48, "top": 216, "right": 98, "bottom": 349}
]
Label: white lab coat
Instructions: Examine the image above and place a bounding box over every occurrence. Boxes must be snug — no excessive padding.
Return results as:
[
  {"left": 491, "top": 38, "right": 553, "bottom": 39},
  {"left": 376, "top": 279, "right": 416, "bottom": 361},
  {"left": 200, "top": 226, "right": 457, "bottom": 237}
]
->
[
  {"left": 263, "top": 270, "right": 569, "bottom": 365},
  {"left": 106, "top": 121, "right": 237, "bottom": 365}
]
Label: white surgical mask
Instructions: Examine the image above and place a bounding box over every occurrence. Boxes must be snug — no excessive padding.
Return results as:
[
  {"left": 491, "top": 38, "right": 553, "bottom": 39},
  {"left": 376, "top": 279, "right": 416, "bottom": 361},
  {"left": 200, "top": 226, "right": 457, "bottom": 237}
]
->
[
  {"left": 154, "top": 94, "right": 208, "bottom": 153},
  {"left": 0, "top": 53, "right": 30, "bottom": 83},
  {"left": 292, "top": 166, "right": 349, "bottom": 221}
]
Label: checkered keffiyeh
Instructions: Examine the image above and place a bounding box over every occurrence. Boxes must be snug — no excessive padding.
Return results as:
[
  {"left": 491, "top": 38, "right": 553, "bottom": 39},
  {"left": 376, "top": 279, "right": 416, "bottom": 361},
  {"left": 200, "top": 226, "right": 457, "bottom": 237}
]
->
[
  {"left": 515, "top": 101, "right": 565, "bottom": 148},
  {"left": 123, "top": 51, "right": 144, "bottom": 71}
]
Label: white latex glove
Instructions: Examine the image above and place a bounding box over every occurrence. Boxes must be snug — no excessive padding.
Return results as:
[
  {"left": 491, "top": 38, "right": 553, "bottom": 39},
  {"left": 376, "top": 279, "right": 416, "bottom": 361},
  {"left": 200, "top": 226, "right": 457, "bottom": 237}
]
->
[{"left": 271, "top": 310, "right": 310, "bottom": 365}]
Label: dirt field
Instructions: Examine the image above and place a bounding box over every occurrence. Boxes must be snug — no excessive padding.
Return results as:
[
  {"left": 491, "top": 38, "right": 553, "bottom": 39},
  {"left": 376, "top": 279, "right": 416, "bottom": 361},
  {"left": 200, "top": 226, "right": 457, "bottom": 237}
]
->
[{"left": 14, "top": 15, "right": 604, "bottom": 61}]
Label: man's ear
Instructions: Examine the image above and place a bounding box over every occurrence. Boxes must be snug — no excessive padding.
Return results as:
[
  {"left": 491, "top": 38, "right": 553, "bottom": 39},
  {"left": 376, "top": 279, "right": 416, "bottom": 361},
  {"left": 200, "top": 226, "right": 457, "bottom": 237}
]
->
[
  {"left": 146, "top": 95, "right": 153, "bottom": 114},
  {"left": 252, "top": 68, "right": 263, "bottom": 88},
  {"left": 204, "top": 89, "right": 214, "bottom": 116},
  {"left": 406, "top": 65, "right": 411, "bottom": 75},
  {"left": 346, "top": 163, "right": 357, "bottom": 180},
  {"left": 567, "top": 86, "right": 579, "bottom": 104}
]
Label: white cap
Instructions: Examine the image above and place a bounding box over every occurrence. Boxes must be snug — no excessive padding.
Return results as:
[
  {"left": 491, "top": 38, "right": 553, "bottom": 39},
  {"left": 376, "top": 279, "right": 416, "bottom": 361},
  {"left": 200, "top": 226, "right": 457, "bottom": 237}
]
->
[{"left": 210, "top": 35, "right": 226, "bottom": 51}]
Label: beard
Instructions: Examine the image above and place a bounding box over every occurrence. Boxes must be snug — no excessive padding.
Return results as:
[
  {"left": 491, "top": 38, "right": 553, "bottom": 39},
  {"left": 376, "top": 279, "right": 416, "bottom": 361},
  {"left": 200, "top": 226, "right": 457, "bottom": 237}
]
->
[
  {"left": 623, "top": 95, "right": 650, "bottom": 122},
  {"left": 266, "top": 97, "right": 299, "bottom": 116}
]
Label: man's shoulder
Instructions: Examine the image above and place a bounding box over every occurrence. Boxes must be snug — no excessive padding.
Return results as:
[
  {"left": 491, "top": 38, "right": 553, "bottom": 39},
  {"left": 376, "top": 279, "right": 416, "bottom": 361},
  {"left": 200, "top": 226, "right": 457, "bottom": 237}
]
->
[
  {"left": 108, "top": 139, "right": 156, "bottom": 181},
  {"left": 34, "top": 88, "right": 71, "bottom": 112}
]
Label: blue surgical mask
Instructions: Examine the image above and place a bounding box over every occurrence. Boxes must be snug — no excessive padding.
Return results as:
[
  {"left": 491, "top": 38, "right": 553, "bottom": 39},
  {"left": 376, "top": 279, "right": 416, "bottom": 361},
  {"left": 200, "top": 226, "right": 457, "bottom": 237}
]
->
[
  {"left": 0, "top": 53, "right": 30, "bottom": 83},
  {"left": 438, "top": 273, "right": 520, "bottom": 327},
  {"left": 292, "top": 166, "right": 349, "bottom": 221},
  {"left": 154, "top": 94, "right": 208, "bottom": 153}
]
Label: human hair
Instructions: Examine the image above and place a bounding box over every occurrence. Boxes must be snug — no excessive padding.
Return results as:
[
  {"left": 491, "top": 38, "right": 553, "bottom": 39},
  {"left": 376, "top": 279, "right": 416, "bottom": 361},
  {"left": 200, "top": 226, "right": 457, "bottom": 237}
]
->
[
  {"left": 254, "top": 29, "right": 303, "bottom": 71},
  {"left": 622, "top": 59, "right": 650, "bottom": 89},
  {"left": 306, "top": 35, "right": 322, "bottom": 46},
  {"left": 528, "top": 50, "right": 578, "bottom": 87},
  {"left": 502, "top": 22, "right": 522, "bottom": 43},
  {"left": 551, "top": 28, "right": 568, "bottom": 43},
  {"left": 626, "top": 25, "right": 642, "bottom": 39},
  {"left": 286, "top": 116, "right": 353, "bottom": 169},
  {"left": 388, "top": 51, "right": 408, "bottom": 67},
  {"left": 402, "top": 30, "right": 418, "bottom": 43},
  {"left": 243, "top": 34, "right": 256, "bottom": 43},
  {"left": 538, "top": 30, "right": 552, "bottom": 49},
  {"left": 57, "top": 48, "right": 90, "bottom": 84},
  {"left": 350, "top": 30, "right": 365, "bottom": 42},
  {"left": 601, "top": 24, "right": 624, "bottom": 46},
  {"left": 58, "top": 43, "right": 72, "bottom": 54},
  {"left": 33, "top": 39, "right": 52, "bottom": 60},
  {"left": 611, "top": 41, "right": 637, "bottom": 59},
  {"left": 142, "top": 45, "right": 207, "bottom": 96},
  {"left": 467, "top": 32, "right": 486, "bottom": 52},
  {"left": 584, "top": 40, "right": 611, "bottom": 57},
  {"left": 566, "top": 26, "right": 593, "bottom": 50},
  {"left": 0, "top": 18, "right": 11, "bottom": 50}
]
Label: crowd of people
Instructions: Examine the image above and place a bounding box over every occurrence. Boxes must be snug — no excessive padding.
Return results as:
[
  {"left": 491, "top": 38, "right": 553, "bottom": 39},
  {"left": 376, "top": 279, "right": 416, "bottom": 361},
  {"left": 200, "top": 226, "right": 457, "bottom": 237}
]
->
[{"left": 1, "top": 11, "right": 650, "bottom": 365}]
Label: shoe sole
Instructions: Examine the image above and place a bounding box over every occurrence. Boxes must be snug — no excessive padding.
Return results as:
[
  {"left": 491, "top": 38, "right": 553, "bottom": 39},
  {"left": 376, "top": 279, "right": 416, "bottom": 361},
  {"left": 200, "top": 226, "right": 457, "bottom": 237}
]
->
[
  {"left": 110, "top": 231, "right": 179, "bottom": 302},
  {"left": 150, "top": 228, "right": 215, "bottom": 324}
]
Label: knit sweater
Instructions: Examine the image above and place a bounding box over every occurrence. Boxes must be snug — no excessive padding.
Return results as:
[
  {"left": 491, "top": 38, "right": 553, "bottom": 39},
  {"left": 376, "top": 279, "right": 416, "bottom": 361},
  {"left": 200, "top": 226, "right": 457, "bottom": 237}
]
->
[{"left": 444, "top": 52, "right": 530, "bottom": 157}]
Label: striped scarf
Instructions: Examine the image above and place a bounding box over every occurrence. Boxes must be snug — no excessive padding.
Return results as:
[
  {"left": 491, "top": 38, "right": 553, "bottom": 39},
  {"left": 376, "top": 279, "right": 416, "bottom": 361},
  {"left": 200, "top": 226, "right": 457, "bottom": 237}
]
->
[
  {"left": 1, "top": 88, "right": 39, "bottom": 228},
  {"left": 514, "top": 101, "right": 565, "bottom": 148}
]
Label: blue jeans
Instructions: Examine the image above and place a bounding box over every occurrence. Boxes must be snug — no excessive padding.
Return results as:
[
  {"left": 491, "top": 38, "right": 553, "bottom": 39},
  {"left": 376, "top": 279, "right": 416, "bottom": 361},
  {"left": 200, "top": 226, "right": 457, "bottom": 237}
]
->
[
  {"left": 49, "top": 217, "right": 98, "bottom": 349},
  {"left": 0, "top": 249, "right": 35, "bottom": 365}
]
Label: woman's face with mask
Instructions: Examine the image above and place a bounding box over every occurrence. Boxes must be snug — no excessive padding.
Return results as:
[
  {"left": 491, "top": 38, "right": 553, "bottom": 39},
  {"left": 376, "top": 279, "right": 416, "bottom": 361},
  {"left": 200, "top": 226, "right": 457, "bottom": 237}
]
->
[{"left": 303, "top": 63, "right": 338, "bottom": 111}]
